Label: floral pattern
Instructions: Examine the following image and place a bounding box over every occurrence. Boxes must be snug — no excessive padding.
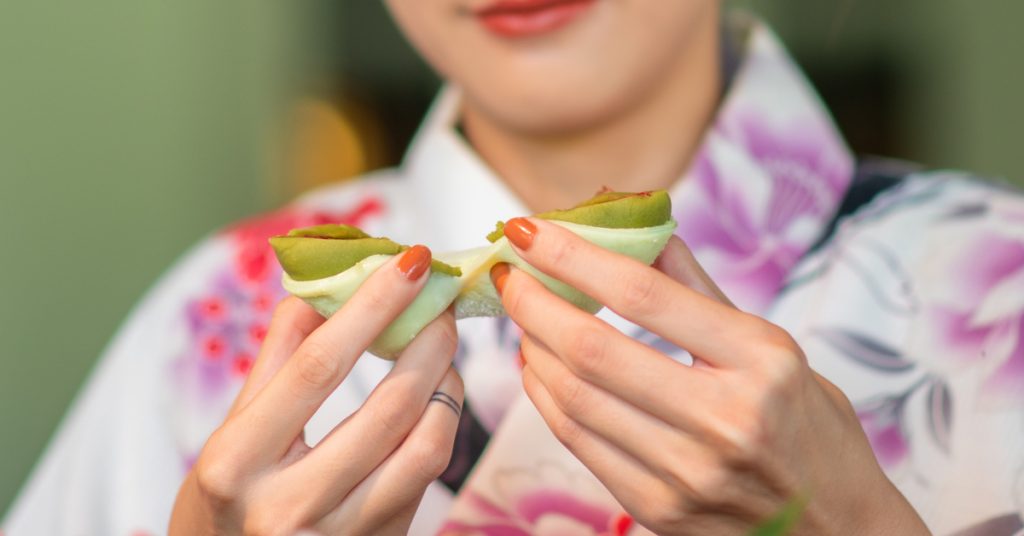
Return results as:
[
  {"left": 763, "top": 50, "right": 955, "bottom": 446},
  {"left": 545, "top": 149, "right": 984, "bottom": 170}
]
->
[
  {"left": 672, "top": 41, "right": 853, "bottom": 313},
  {"left": 920, "top": 202, "right": 1024, "bottom": 407},
  {"left": 439, "top": 464, "right": 633, "bottom": 536},
  {"left": 170, "top": 196, "right": 384, "bottom": 462}
]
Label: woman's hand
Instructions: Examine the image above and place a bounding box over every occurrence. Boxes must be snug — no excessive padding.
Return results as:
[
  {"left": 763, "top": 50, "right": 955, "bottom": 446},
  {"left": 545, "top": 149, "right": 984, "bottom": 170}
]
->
[
  {"left": 170, "top": 246, "right": 464, "bottom": 536},
  {"left": 490, "top": 218, "right": 930, "bottom": 535}
]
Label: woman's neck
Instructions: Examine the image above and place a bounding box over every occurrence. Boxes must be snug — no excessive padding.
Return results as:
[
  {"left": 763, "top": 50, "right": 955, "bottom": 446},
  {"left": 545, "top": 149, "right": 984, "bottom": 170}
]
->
[{"left": 461, "top": 16, "right": 722, "bottom": 213}]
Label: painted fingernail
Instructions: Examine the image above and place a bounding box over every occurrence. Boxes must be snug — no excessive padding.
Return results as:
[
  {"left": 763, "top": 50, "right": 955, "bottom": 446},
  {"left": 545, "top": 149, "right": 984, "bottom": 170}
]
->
[
  {"left": 490, "top": 263, "right": 510, "bottom": 295},
  {"left": 397, "top": 245, "right": 431, "bottom": 281},
  {"left": 504, "top": 217, "right": 536, "bottom": 250}
]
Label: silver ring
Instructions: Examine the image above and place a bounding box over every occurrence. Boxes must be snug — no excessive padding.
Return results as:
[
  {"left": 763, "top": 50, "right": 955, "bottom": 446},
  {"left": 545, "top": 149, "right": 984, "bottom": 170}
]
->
[{"left": 430, "top": 391, "right": 462, "bottom": 418}]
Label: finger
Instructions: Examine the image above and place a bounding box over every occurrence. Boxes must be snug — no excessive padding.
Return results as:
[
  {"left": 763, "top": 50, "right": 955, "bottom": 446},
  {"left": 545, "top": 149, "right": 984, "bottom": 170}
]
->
[
  {"left": 503, "top": 217, "right": 760, "bottom": 365},
  {"left": 524, "top": 364, "right": 769, "bottom": 533},
  {"left": 521, "top": 336, "right": 709, "bottom": 463},
  {"left": 276, "top": 311, "right": 458, "bottom": 520},
  {"left": 496, "top": 264, "right": 716, "bottom": 421},
  {"left": 229, "top": 296, "right": 325, "bottom": 417},
  {"left": 317, "top": 367, "right": 463, "bottom": 533},
  {"left": 521, "top": 336, "right": 774, "bottom": 522},
  {"left": 521, "top": 365, "right": 680, "bottom": 524},
  {"left": 653, "top": 236, "right": 733, "bottom": 306},
  {"left": 226, "top": 246, "right": 434, "bottom": 464}
]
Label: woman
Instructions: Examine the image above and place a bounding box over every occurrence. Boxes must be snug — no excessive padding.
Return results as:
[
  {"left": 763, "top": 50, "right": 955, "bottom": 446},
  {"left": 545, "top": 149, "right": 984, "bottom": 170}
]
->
[{"left": 6, "top": 1, "right": 1023, "bottom": 534}]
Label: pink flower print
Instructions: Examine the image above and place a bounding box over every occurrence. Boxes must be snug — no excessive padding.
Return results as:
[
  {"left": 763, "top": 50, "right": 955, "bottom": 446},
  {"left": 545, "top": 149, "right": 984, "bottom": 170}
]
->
[
  {"left": 857, "top": 397, "right": 910, "bottom": 469},
  {"left": 918, "top": 223, "right": 1024, "bottom": 407},
  {"left": 231, "top": 353, "right": 254, "bottom": 377},
  {"left": 442, "top": 463, "right": 631, "bottom": 535}
]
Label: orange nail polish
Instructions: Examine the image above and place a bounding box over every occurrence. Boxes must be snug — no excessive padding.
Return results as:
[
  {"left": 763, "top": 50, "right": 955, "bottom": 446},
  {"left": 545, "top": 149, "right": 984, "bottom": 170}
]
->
[
  {"left": 504, "top": 218, "right": 536, "bottom": 250},
  {"left": 398, "top": 245, "right": 431, "bottom": 281},
  {"left": 490, "top": 263, "right": 510, "bottom": 295}
]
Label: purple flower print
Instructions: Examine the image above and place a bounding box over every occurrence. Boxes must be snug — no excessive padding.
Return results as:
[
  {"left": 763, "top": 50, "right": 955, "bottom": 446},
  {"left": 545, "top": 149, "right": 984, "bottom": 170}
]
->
[
  {"left": 922, "top": 225, "right": 1024, "bottom": 407},
  {"left": 673, "top": 105, "right": 852, "bottom": 312}
]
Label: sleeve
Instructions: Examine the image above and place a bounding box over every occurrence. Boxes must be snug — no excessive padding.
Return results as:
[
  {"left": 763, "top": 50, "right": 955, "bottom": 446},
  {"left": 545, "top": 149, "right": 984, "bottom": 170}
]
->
[
  {"left": 2, "top": 236, "right": 234, "bottom": 536},
  {"left": 778, "top": 173, "right": 1024, "bottom": 533}
]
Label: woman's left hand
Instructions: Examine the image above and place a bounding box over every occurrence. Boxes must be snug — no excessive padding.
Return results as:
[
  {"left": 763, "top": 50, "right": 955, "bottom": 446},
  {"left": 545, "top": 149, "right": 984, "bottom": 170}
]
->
[{"left": 490, "top": 217, "right": 930, "bottom": 536}]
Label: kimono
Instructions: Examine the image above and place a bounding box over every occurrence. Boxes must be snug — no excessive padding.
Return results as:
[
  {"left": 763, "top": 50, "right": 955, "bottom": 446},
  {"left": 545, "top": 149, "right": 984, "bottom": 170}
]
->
[{"left": 6, "top": 14, "right": 1024, "bottom": 536}]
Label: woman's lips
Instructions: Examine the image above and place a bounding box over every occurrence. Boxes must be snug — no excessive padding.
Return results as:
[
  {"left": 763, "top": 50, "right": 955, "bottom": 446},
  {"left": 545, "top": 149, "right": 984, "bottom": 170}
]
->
[{"left": 475, "top": 0, "right": 597, "bottom": 38}]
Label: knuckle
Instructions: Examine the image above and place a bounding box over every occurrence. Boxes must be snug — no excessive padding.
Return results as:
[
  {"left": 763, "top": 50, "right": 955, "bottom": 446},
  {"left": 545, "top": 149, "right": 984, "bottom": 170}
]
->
[
  {"left": 717, "top": 413, "right": 767, "bottom": 468},
  {"left": 194, "top": 452, "right": 241, "bottom": 505},
  {"left": 553, "top": 373, "right": 591, "bottom": 418},
  {"left": 550, "top": 413, "right": 584, "bottom": 447},
  {"left": 367, "top": 390, "right": 417, "bottom": 438},
  {"left": 442, "top": 368, "right": 466, "bottom": 400},
  {"left": 547, "top": 238, "right": 582, "bottom": 269},
  {"left": 753, "top": 320, "right": 805, "bottom": 364},
  {"left": 244, "top": 508, "right": 294, "bottom": 536},
  {"left": 405, "top": 436, "right": 454, "bottom": 482},
  {"left": 684, "top": 468, "right": 733, "bottom": 508},
  {"left": 620, "top": 271, "right": 660, "bottom": 314},
  {"left": 562, "top": 325, "right": 608, "bottom": 376},
  {"left": 294, "top": 341, "right": 341, "bottom": 392}
]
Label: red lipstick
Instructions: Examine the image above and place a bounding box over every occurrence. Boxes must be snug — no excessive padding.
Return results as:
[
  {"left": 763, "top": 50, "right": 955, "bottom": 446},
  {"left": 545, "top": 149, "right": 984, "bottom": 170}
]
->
[{"left": 475, "top": 0, "right": 597, "bottom": 38}]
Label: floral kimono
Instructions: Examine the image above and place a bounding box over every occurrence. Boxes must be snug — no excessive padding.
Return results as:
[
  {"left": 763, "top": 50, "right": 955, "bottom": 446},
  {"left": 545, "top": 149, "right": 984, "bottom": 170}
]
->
[{"left": 5, "top": 15, "right": 1024, "bottom": 536}]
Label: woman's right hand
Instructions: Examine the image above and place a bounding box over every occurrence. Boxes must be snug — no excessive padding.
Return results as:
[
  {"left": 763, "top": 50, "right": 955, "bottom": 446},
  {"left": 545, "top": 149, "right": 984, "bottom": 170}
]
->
[{"left": 169, "top": 245, "right": 464, "bottom": 536}]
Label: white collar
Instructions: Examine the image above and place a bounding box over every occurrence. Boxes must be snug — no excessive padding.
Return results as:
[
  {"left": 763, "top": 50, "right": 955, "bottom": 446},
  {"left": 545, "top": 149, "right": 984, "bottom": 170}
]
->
[{"left": 402, "top": 87, "right": 530, "bottom": 255}]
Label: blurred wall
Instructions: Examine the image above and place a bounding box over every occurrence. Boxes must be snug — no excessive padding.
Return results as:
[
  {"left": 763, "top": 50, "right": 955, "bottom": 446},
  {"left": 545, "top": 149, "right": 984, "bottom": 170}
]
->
[
  {"left": 736, "top": 0, "right": 1024, "bottom": 183},
  {"left": 2, "top": 0, "right": 1022, "bottom": 519},
  {"left": 0, "top": 1, "right": 306, "bottom": 514}
]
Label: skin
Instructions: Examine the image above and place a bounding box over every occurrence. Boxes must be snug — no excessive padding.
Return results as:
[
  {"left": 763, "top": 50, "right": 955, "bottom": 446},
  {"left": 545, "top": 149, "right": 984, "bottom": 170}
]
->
[
  {"left": 491, "top": 220, "right": 930, "bottom": 534},
  {"left": 170, "top": 250, "right": 464, "bottom": 535},
  {"left": 384, "top": 0, "right": 722, "bottom": 211},
  {"left": 174, "top": 0, "right": 930, "bottom": 533}
]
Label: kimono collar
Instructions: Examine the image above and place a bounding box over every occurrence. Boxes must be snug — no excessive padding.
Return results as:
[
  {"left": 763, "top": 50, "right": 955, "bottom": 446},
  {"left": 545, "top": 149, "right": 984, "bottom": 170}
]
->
[{"left": 402, "top": 15, "right": 854, "bottom": 312}]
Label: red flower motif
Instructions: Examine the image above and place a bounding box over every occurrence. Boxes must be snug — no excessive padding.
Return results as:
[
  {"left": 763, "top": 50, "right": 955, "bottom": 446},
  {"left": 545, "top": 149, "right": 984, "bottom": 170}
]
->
[
  {"left": 197, "top": 297, "right": 227, "bottom": 320},
  {"left": 201, "top": 335, "right": 227, "bottom": 360},
  {"left": 232, "top": 354, "right": 254, "bottom": 377},
  {"left": 252, "top": 291, "right": 276, "bottom": 313},
  {"left": 611, "top": 512, "right": 634, "bottom": 536},
  {"left": 224, "top": 197, "right": 385, "bottom": 287},
  {"left": 249, "top": 324, "right": 268, "bottom": 344}
]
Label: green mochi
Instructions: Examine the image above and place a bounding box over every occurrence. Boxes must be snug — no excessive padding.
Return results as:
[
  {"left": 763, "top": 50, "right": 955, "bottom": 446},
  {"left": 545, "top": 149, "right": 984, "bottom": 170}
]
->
[
  {"left": 486, "top": 189, "right": 671, "bottom": 242},
  {"left": 270, "top": 224, "right": 461, "bottom": 281},
  {"left": 273, "top": 190, "right": 677, "bottom": 359}
]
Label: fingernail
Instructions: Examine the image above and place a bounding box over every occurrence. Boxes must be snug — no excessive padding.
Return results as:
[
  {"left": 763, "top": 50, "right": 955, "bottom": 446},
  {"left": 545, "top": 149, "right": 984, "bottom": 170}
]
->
[
  {"left": 490, "top": 263, "right": 510, "bottom": 295},
  {"left": 398, "top": 245, "right": 431, "bottom": 281},
  {"left": 504, "top": 217, "right": 536, "bottom": 250},
  {"left": 518, "top": 349, "right": 526, "bottom": 368}
]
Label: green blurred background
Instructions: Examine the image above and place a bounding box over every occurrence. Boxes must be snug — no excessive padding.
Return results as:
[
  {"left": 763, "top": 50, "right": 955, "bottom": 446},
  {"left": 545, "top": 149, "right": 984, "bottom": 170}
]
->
[{"left": 2, "top": 0, "right": 1022, "bottom": 517}]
